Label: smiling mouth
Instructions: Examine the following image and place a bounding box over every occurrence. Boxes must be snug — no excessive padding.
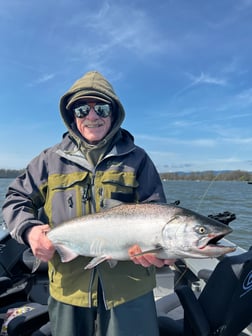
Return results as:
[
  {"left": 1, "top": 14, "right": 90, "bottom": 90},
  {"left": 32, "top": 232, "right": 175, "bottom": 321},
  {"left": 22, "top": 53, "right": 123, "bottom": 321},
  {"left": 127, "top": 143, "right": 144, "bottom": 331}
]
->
[{"left": 85, "top": 123, "right": 103, "bottom": 128}]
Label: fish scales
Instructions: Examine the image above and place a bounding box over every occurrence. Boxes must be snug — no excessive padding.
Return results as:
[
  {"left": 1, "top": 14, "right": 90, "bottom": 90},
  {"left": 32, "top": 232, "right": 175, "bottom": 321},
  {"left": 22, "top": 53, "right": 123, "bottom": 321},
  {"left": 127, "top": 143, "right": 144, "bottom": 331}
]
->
[{"left": 47, "top": 203, "right": 236, "bottom": 269}]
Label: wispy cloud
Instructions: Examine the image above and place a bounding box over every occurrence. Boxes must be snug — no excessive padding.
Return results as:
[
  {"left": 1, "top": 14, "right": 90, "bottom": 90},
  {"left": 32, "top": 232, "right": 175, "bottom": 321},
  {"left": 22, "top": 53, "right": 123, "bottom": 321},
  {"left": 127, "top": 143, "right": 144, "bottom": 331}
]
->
[
  {"left": 173, "top": 72, "right": 227, "bottom": 98},
  {"left": 28, "top": 73, "right": 55, "bottom": 86},
  {"left": 136, "top": 134, "right": 217, "bottom": 147},
  {"left": 67, "top": 1, "right": 168, "bottom": 67},
  {"left": 236, "top": 88, "right": 252, "bottom": 105},
  {"left": 1, "top": 0, "right": 252, "bottom": 172},
  {"left": 222, "top": 137, "right": 252, "bottom": 145},
  {"left": 187, "top": 72, "right": 227, "bottom": 86},
  {"left": 213, "top": 87, "right": 252, "bottom": 114}
]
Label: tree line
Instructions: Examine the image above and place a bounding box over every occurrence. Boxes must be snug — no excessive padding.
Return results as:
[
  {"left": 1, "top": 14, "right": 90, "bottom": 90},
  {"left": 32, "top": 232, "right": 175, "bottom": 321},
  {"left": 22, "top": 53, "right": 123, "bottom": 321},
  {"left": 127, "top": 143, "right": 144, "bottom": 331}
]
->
[
  {"left": 160, "top": 170, "right": 252, "bottom": 181},
  {"left": 1, "top": 168, "right": 252, "bottom": 181},
  {"left": 0, "top": 169, "right": 25, "bottom": 178}
]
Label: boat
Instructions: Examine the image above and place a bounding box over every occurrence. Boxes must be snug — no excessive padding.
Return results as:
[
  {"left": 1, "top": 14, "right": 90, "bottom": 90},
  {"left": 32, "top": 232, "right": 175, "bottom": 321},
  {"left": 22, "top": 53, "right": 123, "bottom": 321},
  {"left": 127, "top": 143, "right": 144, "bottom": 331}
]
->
[{"left": 0, "top": 208, "right": 251, "bottom": 336}]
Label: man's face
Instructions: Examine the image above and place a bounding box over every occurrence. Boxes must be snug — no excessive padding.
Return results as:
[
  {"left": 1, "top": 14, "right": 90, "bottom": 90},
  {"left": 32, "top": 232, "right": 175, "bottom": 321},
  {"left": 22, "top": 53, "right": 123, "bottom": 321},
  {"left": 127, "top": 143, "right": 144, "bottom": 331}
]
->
[{"left": 73, "top": 101, "right": 112, "bottom": 144}]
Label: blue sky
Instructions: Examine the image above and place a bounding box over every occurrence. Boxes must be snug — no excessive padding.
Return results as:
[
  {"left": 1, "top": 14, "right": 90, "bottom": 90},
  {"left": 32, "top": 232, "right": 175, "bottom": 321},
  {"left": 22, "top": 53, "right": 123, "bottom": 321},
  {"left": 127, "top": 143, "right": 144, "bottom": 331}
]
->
[{"left": 1, "top": 0, "right": 252, "bottom": 172}]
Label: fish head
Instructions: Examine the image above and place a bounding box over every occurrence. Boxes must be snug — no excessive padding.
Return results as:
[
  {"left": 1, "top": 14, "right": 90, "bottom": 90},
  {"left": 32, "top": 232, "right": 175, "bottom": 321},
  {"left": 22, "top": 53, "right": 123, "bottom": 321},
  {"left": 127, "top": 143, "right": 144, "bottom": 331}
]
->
[{"left": 161, "top": 207, "right": 236, "bottom": 258}]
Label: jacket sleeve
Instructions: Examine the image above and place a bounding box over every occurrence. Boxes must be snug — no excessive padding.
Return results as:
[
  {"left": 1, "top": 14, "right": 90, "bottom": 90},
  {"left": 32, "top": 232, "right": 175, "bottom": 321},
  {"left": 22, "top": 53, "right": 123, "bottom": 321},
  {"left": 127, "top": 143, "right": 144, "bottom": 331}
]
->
[
  {"left": 136, "top": 151, "right": 166, "bottom": 204},
  {"left": 2, "top": 151, "right": 49, "bottom": 245}
]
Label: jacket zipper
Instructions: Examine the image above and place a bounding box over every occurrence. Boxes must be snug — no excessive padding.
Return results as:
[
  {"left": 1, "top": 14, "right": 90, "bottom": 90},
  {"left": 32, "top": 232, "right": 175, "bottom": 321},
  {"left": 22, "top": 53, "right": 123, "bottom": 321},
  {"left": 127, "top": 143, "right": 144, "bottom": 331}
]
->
[{"left": 89, "top": 174, "right": 96, "bottom": 213}]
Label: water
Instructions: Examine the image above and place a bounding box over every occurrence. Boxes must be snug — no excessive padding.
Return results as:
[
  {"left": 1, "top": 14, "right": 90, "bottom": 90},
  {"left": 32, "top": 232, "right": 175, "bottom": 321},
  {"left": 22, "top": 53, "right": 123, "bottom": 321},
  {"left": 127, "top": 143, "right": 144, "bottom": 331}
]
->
[
  {"left": 163, "top": 180, "right": 252, "bottom": 250},
  {"left": 0, "top": 178, "right": 251, "bottom": 250}
]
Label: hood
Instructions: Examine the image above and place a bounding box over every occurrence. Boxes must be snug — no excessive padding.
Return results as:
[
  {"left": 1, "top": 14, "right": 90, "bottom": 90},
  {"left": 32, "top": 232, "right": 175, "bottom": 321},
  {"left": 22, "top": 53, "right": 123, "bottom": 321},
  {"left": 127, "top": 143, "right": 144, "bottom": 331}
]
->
[{"left": 59, "top": 71, "right": 125, "bottom": 146}]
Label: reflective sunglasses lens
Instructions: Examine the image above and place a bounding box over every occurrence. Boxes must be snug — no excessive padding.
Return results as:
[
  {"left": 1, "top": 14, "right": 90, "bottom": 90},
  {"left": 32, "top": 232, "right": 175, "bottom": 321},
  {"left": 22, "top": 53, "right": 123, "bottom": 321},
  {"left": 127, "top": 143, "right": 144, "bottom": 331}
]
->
[
  {"left": 73, "top": 105, "right": 90, "bottom": 118},
  {"left": 94, "top": 104, "right": 111, "bottom": 117}
]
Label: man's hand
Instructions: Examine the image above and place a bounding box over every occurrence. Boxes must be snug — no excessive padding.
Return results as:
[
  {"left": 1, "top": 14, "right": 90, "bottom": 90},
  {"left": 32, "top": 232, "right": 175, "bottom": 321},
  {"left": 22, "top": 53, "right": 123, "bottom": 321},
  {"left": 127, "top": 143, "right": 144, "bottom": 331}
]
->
[
  {"left": 26, "top": 225, "right": 55, "bottom": 262},
  {"left": 128, "top": 244, "right": 176, "bottom": 268}
]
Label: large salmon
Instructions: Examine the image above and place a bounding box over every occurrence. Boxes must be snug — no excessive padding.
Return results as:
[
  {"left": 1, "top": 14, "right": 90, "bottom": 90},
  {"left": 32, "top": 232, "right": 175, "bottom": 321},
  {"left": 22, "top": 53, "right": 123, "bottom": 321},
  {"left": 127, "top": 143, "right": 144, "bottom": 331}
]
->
[{"left": 47, "top": 203, "right": 236, "bottom": 269}]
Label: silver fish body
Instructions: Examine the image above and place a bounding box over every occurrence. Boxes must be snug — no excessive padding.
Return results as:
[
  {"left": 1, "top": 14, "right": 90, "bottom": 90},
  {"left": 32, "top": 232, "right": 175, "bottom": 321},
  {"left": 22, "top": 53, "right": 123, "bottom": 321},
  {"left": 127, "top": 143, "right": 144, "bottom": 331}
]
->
[{"left": 47, "top": 203, "right": 236, "bottom": 269}]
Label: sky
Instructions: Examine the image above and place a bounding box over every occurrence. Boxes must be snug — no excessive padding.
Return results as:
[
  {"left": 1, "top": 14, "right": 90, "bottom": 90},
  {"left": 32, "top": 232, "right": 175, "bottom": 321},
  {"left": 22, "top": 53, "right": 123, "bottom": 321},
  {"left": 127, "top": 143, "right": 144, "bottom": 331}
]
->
[{"left": 1, "top": 0, "right": 252, "bottom": 173}]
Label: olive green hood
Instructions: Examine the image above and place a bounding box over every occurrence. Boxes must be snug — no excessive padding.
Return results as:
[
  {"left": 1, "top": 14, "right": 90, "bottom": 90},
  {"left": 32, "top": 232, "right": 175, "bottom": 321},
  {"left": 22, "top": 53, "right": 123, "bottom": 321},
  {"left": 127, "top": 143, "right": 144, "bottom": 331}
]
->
[{"left": 59, "top": 71, "right": 126, "bottom": 165}]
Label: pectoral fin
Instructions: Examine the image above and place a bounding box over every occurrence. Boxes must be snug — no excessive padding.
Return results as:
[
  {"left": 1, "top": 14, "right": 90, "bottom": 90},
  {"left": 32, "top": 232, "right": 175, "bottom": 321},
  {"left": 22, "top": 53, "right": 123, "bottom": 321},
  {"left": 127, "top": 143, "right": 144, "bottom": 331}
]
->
[
  {"left": 56, "top": 245, "right": 79, "bottom": 262},
  {"left": 84, "top": 255, "right": 116, "bottom": 269}
]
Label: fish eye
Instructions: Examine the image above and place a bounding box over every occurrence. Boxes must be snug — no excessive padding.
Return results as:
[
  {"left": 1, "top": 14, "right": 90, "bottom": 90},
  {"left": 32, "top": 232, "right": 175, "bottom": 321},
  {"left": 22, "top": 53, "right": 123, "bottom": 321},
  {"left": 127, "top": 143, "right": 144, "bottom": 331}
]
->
[{"left": 196, "top": 226, "right": 206, "bottom": 234}]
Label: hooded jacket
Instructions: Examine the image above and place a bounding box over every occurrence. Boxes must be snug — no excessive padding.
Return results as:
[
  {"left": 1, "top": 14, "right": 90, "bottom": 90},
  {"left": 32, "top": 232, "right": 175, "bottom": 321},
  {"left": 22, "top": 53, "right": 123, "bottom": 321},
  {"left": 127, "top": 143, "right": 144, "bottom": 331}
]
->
[{"left": 2, "top": 71, "right": 166, "bottom": 308}]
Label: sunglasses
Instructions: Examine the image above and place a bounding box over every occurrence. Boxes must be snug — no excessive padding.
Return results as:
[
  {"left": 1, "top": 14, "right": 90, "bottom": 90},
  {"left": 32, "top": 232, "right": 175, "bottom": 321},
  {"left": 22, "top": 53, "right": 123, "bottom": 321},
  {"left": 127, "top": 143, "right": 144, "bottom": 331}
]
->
[{"left": 73, "top": 103, "right": 112, "bottom": 118}]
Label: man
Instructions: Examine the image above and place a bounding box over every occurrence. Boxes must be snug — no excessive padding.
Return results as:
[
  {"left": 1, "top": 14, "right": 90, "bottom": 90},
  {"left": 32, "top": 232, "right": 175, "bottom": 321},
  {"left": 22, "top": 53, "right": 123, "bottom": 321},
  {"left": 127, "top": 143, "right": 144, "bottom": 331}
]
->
[{"left": 2, "top": 71, "right": 172, "bottom": 335}]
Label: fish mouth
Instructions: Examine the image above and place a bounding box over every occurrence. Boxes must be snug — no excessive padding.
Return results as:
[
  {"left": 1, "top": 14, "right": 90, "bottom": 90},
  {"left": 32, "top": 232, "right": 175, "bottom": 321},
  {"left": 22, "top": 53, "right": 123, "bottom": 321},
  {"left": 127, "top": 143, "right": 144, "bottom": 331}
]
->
[{"left": 196, "top": 233, "right": 237, "bottom": 256}]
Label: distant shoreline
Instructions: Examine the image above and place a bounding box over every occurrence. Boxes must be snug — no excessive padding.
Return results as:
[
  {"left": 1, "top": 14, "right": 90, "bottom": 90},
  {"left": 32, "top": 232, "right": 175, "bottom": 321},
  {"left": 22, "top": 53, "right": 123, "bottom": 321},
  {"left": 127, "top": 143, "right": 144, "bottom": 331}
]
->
[
  {"left": 1, "top": 169, "right": 252, "bottom": 182},
  {"left": 160, "top": 170, "right": 252, "bottom": 181},
  {"left": 0, "top": 169, "right": 25, "bottom": 179}
]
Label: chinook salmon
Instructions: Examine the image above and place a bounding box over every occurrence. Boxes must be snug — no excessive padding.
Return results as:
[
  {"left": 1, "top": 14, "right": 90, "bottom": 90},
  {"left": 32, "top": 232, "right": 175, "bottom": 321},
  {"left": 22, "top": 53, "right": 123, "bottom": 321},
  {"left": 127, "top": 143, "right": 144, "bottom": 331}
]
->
[{"left": 47, "top": 203, "right": 236, "bottom": 270}]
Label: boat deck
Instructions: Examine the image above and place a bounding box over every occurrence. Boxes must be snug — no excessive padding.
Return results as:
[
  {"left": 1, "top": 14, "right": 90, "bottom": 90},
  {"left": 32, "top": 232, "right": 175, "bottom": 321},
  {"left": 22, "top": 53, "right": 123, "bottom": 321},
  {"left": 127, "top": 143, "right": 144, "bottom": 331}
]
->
[{"left": 154, "top": 255, "right": 252, "bottom": 336}]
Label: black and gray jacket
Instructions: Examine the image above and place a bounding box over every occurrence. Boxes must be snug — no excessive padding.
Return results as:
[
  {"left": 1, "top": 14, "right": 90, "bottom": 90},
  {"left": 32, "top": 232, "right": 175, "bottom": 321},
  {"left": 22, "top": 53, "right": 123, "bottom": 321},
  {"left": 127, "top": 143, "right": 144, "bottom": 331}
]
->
[{"left": 2, "top": 71, "right": 166, "bottom": 308}]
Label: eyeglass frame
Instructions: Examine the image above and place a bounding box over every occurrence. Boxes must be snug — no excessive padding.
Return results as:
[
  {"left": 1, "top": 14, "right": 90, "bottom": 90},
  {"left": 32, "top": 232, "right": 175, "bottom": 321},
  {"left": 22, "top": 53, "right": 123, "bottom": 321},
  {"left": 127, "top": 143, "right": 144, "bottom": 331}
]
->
[{"left": 72, "top": 102, "right": 112, "bottom": 118}]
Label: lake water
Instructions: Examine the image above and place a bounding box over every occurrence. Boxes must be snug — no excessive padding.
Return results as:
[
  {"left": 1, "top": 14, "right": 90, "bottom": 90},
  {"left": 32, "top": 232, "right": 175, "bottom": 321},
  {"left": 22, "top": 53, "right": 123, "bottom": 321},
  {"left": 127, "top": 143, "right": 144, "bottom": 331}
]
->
[
  {"left": 0, "top": 178, "right": 251, "bottom": 250},
  {"left": 163, "top": 180, "right": 252, "bottom": 250}
]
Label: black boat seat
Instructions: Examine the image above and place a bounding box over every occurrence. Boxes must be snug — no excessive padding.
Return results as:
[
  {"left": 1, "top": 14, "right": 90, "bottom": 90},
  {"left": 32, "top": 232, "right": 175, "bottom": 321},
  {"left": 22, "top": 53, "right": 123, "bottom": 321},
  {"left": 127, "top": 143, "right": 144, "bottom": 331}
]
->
[
  {"left": 0, "top": 273, "right": 34, "bottom": 308},
  {"left": 22, "top": 248, "right": 49, "bottom": 305},
  {"left": 0, "top": 276, "right": 49, "bottom": 336},
  {"left": 158, "top": 247, "right": 252, "bottom": 336},
  {"left": 0, "top": 276, "right": 12, "bottom": 295},
  {"left": 0, "top": 234, "right": 50, "bottom": 335},
  {"left": 1, "top": 302, "right": 49, "bottom": 336},
  {"left": 156, "top": 292, "right": 184, "bottom": 336},
  {"left": 31, "top": 321, "right": 51, "bottom": 336}
]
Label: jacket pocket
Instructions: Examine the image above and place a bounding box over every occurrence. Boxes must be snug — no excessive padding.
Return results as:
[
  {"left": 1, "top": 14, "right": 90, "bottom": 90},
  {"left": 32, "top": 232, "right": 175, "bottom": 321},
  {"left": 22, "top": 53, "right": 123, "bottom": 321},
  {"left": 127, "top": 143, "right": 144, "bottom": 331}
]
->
[
  {"left": 100, "top": 171, "right": 139, "bottom": 204},
  {"left": 45, "top": 172, "right": 90, "bottom": 225}
]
